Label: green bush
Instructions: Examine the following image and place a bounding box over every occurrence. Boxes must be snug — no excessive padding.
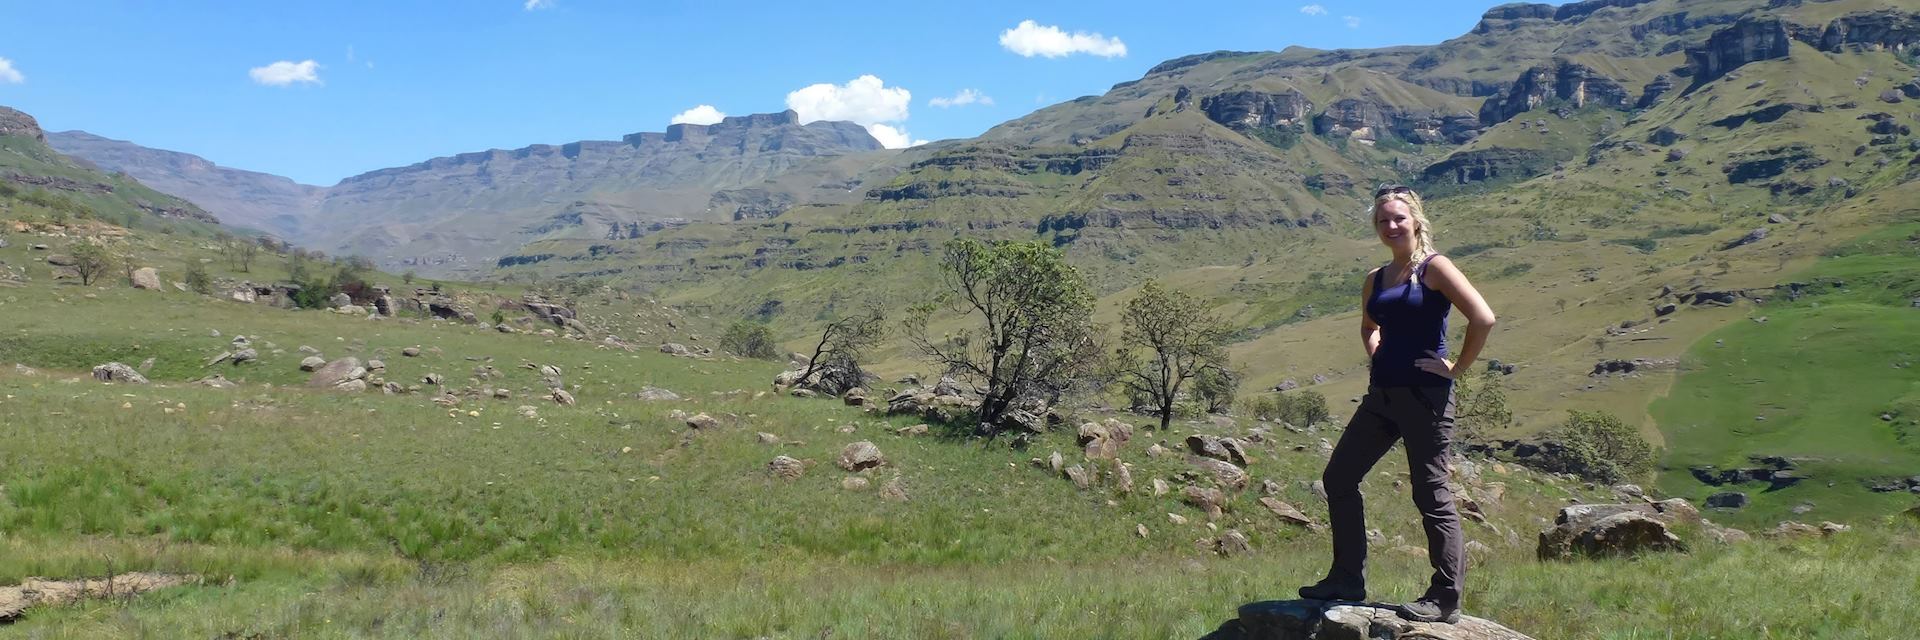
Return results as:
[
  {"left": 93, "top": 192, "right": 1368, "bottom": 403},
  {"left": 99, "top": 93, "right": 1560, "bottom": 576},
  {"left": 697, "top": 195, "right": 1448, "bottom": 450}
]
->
[
  {"left": 721, "top": 321, "right": 779, "bottom": 360},
  {"left": 183, "top": 261, "right": 213, "bottom": 295},
  {"left": 1243, "top": 390, "right": 1330, "bottom": 427},
  {"left": 1541, "top": 410, "right": 1655, "bottom": 483}
]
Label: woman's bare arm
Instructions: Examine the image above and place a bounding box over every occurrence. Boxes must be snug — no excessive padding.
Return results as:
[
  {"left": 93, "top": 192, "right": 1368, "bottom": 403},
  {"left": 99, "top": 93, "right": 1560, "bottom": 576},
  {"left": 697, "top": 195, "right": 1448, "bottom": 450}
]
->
[
  {"left": 1421, "top": 255, "right": 1496, "bottom": 377},
  {"left": 1360, "top": 267, "right": 1382, "bottom": 359}
]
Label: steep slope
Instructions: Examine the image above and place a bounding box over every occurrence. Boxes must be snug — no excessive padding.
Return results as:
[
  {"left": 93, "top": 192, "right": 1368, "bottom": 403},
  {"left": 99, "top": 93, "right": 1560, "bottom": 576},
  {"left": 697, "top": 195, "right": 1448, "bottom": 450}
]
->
[
  {"left": 46, "top": 130, "right": 324, "bottom": 238},
  {"left": 0, "top": 107, "right": 221, "bottom": 233}
]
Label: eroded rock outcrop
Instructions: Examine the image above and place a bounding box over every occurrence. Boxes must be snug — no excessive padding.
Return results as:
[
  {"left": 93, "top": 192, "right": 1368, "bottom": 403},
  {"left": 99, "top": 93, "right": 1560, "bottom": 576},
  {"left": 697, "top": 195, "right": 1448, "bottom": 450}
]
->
[{"left": 1687, "top": 17, "right": 1792, "bottom": 86}]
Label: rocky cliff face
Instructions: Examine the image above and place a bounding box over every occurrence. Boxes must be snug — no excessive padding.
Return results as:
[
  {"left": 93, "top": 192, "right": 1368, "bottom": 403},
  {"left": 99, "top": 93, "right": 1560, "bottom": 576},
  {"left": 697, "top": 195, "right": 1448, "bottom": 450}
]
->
[
  {"left": 1200, "top": 90, "right": 1314, "bottom": 129},
  {"left": 1816, "top": 9, "right": 1920, "bottom": 51},
  {"left": 1479, "top": 61, "right": 1633, "bottom": 126},
  {"left": 47, "top": 131, "right": 323, "bottom": 237},
  {"left": 1687, "top": 17, "right": 1792, "bottom": 86},
  {"left": 0, "top": 107, "right": 45, "bottom": 143}
]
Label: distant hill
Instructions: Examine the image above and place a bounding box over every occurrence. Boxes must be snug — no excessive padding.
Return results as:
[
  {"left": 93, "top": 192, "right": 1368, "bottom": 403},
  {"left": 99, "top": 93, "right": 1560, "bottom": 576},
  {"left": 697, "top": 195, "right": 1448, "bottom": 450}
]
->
[
  {"left": 0, "top": 107, "right": 222, "bottom": 232},
  {"left": 50, "top": 110, "right": 901, "bottom": 275},
  {"left": 46, "top": 130, "right": 323, "bottom": 238}
]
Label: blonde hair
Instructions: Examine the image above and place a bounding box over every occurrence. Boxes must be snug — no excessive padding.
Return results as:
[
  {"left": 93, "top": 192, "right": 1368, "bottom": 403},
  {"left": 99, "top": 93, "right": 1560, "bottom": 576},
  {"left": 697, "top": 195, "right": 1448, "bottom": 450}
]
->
[{"left": 1372, "top": 189, "right": 1436, "bottom": 284}]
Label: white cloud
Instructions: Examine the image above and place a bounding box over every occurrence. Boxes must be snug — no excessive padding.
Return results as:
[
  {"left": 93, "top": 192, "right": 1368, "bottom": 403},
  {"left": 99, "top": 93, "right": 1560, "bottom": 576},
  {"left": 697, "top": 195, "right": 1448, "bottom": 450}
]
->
[
  {"left": 929, "top": 88, "right": 993, "bottom": 108},
  {"left": 670, "top": 104, "right": 727, "bottom": 125},
  {"left": 0, "top": 57, "right": 23, "bottom": 84},
  {"left": 1299, "top": 4, "right": 1327, "bottom": 16},
  {"left": 786, "top": 74, "right": 911, "bottom": 126},
  {"left": 249, "top": 60, "right": 321, "bottom": 87},
  {"left": 998, "top": 20, "right": 1127, "bottom": 59},
  {"left": 524, "top": 0, "right": 554, "bottom": 9},
  {"left": 786, "top": 75, "right": 920, "bottom": 149},
  {"left": 1344, "top": 15, "right": 1362, "bottom": 28},
  {"left": 866, "top": 124, "right": 916, "bottom": 149}
]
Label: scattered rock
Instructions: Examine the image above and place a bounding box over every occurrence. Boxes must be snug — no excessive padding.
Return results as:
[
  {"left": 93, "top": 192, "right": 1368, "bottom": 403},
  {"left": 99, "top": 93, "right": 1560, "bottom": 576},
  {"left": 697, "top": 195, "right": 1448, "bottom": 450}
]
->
[
  {"left": 685, "top": 413, "right": 719, "bottom": 430},
  {"left": 1193, "top": 457, "right": 1250, "bottom": 492},
  {"left": 1079, "top": 419, "right": 1135, "bottom": 460},
  {"left": 841, "top": 476, "right": 870, "bottom": 491},
  {"left": 196, "top": 374, "right": 237, "bottom": 389},
  {"left": 306, "top": 357, "right": 367, "bottom": 391},
  {"left": 91, "top": 362, "right": 148, "bottom": 384},
  {"left": 879, "top": 476, "right": 910, "bottom": 502},
  {"left": 1211, "top": 529, "right": 1252, "bottom": 557},
  {"left": 0, "top": 573, "right": 197, "bottom": 624},
  {"left": 767, "top": 456, "right": 805, "bottom": 480},
  {"left": 299, "top": 356, "right": 327, "bottom": 372},
  {"left": 402, "top": 347, "right": 422, "bottom": 357},
  {"left": 549, "top": 389, "right": 575, "bottom": 406},
  {"left": 1705, "top": 491, "right": 1749, "bottom": 509},
  {"left": 1537, "top": 502, "right": 1692, "bottom": 559},
  {"left": 1259, "top": 497, "right": 1318, "bottom": 529},
  {"left": 756, "top": 432, "right": 781, "bottom": 444},
  {"left": 1184, "top": 485, "right": 1228, "bottom": 520},
  {"left": 1065, "top": 465, "right": 1092, "bottom": 490},
  {"left": 836, "top": 441, "right": 885, "bottom": 471},
  {"left": 1187, "top": 434, "right": 1250, "bottom": 466},
  {"left": 1721, "top": 228, "right": 1769, "bottom": 250},
  {"left": 129, "top": 267, "right": 161, "bottom": 290}
]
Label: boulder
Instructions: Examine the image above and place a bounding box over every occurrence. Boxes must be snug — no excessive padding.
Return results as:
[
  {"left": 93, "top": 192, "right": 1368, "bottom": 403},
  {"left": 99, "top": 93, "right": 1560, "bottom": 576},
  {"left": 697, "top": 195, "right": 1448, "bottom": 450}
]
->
[
  {"left": 305, "top": 357, "right": 366, "bottom": 390},
  {"left": 549, "top": 389, "right": 575, "bottom": 406},
  {"left": 328, "top": 292, "right": 352, "bottom": 309},
  {"left": 130, "top": 267, "right": 161, "bottom": 290},
  {"left": 633, "top": 386, "right": 681, "bottom": 401},
  {"left": 402, "top": 347, "right": 422, "bottom": 357},
  {"left": 767, "top": 456, "right": 805, "bottom": 480},
  {"left": 879, "top": 476, "right": 910, "bottom": 502},
  {"left": 1079, "top": 419, "right": 1135, "bottom": 459},
  {"left": 836, "top": 441, "right": 885, "bottom": 471},
  {"left": 842, "top": 387, "right": 868, "bottom": 407},
  {"left": 91, "top": 362, "right": 148, "bottom": 384},
  {"left": 1538, "top": 502, "right": 1693, "bottom": 559},
  {"left": 1187, "top": 434, "right": 1250, "bottom": 466},
  {"left": 197, "top": 374, "right": 238, "bottom": 389},
  {"left": 1211, "top": 529, "right": 1253, "bottom": 557},
  {"left": 299, "top": 356, "right": 327, "bottom": 372},
  {"left": 1199, "top": 599, "right": 1535, "bottom": 640},
  {"left": 1184, "top": 485, "right": 1228, "bottom": 520},
  {"left": 841, "top": 476, "right": 870, "bottom": 491},
  {"left": 1193, "top": 457, "right": 1251, "bottom": 491},
  {"left": 685, "top": 413, "right": 719, "bottom": 430}
]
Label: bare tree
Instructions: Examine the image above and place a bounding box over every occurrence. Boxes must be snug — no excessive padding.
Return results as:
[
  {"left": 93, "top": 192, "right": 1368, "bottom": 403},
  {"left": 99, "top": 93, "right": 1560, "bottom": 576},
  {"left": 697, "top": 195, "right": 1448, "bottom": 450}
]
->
[
  {"left": 797, "top": 309, "right": 887, "bottom": 393},
  {"left": 1111, "top": 280, "right": 1233, "bottom": 430}
]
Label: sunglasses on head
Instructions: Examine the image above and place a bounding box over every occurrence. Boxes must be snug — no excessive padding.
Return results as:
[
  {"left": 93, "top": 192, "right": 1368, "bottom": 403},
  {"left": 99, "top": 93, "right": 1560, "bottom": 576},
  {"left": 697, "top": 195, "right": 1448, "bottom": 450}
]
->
[{"left": 1374, "top": 185, "right": 1413, "bottom": 198}]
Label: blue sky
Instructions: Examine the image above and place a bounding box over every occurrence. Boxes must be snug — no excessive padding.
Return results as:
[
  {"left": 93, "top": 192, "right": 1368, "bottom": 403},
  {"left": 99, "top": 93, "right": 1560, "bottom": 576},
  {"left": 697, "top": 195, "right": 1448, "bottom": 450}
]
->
[{"left": 0, "top": 0, "right": 1509, "bottom": 186}]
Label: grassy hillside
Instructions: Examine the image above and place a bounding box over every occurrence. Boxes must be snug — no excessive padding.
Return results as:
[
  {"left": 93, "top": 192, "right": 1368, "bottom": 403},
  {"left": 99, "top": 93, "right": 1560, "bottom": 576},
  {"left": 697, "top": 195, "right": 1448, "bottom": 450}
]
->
[{"left": 2, "top": 210, "right": 1919, "bottom": 636}]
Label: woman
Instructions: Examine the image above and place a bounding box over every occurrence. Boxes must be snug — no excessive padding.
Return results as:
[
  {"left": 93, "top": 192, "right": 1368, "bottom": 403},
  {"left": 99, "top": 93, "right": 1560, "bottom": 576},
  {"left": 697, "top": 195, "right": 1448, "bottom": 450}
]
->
[{"left": 1297, "top": 185, "right": 1496, "bottom": 624}]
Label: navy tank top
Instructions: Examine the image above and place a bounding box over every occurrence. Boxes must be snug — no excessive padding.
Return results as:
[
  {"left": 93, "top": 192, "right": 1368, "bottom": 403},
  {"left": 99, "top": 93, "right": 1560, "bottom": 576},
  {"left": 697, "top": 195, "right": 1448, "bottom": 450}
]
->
[{"left": 1367, "top": 255, "right": 1453, "bottom": 388}]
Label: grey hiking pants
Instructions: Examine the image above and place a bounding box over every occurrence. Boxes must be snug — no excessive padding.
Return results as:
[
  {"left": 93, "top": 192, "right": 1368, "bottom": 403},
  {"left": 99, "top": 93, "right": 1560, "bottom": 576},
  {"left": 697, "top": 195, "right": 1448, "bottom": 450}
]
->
[{"left": 1321, "top": 384, "right": 1463, "bottom": 606}]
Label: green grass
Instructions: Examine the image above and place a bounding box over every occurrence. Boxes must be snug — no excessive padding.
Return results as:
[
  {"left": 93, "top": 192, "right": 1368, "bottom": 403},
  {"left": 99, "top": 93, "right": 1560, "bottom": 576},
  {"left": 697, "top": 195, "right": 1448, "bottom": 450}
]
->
[{"left": 1651, "top": 222, "right": 1920, "bottom": 528}]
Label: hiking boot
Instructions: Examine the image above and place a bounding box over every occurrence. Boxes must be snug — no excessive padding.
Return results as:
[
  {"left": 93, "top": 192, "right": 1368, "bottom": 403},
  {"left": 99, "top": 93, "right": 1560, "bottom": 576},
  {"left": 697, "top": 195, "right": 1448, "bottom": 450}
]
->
[
  {"left": 1297, "top": 577, "right": 1366, "bottom": 602},
  {"left": 1398, "top": 598, "right": 1461, "bottom": 624}
]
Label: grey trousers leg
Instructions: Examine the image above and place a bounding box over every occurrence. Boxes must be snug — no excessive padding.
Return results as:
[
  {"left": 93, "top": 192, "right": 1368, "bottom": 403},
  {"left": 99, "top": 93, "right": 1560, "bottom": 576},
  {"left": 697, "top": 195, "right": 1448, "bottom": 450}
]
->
[{"left": 1319, "top": 386, "right": 1464, "bottom": 606}]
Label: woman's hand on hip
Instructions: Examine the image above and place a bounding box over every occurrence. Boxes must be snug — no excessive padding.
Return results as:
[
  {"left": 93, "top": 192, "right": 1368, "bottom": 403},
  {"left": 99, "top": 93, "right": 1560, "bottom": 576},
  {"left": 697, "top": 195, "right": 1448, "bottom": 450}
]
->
[{"left": 1415, "top": 350, "right": 1456, "bottom": 379}]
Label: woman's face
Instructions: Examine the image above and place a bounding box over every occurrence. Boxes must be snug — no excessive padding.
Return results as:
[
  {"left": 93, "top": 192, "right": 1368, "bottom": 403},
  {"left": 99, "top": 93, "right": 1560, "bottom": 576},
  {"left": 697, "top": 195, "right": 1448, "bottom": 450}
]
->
[{"left": 1373, "top": 199, "right": 1418, "bottom": 251}]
